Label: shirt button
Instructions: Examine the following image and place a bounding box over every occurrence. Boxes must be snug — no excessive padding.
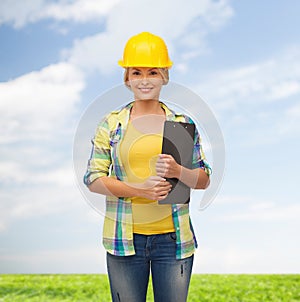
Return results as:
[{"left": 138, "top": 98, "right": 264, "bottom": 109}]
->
[
  {"left": 173, "top": 208, "right": 177, "bottom": 212},
  {"left": 176, "top": 227, "right": 180, "bottom": 231}
]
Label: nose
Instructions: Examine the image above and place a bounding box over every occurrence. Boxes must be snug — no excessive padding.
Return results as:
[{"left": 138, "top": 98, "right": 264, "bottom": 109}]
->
[{"left": 140, "top": 75, "right": 150, "bottom": 85}]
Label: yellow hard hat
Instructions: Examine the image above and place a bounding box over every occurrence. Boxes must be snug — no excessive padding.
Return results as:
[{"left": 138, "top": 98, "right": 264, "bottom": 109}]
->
[{"left": 118, "top": 32, "right": 173, "bottom": 68}]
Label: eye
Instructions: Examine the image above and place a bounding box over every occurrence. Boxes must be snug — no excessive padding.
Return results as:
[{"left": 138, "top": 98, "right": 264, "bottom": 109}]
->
[
  {"left": 149, "top": 70, "right": 158, "bottom": 76},
  {"left": 132, "top": 70, "right": 141, "bottom": 76}
]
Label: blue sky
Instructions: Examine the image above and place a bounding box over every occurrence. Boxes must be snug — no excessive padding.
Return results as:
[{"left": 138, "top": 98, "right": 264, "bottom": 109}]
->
[{"left": 1, "top": 0, "right": 300, "bottom": 274}]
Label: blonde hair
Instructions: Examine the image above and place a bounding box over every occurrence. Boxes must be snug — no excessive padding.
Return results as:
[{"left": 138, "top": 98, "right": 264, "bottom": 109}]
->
[{"left": 123, "top": 68, "right": 169, "bottom": 88}]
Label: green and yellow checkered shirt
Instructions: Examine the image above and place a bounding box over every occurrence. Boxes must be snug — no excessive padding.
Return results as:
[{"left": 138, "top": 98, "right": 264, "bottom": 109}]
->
[{"left": 84, "top": 101, "right": 211, "bottom": 259}]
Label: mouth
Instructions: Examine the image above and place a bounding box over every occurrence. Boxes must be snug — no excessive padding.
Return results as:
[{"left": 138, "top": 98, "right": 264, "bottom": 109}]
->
[{"left": 138, "top": 87, "right": 153, "bottom": 93}]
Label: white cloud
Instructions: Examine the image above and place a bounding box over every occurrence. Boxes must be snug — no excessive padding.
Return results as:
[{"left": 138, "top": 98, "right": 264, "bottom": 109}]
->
[
  {"left": 1, "top": 0, "right": 234, "bottom": 75},
  {"left": 0, "top": 62, "right": 85, "bottom": 143},
  {"left": 66, "top": 32, "right": 121, "bottom": 75},
  {"left": 1, "top": 245, "right": 106, "bottom": 273},
  {"left": 224, "top": 204, "right": 300, "bottom": 222},
  {"left": 193, "top": 45, "right": 300, "bottom": 143},
  {"left": 0, "top": 0, "right": 233, "bottom": 34},
  {"left": 66, "top": 0, "right": 233, "bottom": 74},
  {"left": 0, "top": 160, "right": 75, "bottom": 186},
  {"left": 194, "top": 246, "right": 260, "bottom": 273},
  {"left": 278, "top": 102, "right": 300, "bottom": 136},
  {"left": 0, "top": 175, "right": 84, "bottom": 232},
  {"left": 0, "top": 62, "right": 86, "bottom": 231},
  {"left": 42, "top": 0, "right": 121, "bottom": 23},
  {"left": 213, "top": 195, "right": 300, "bottom": 222},
  {"left": 192, "top": 195, "right": 300, "bottom": 274},
  {"left": 286, "top": 103, "right": 300, "bottom": 118},
  {"left": 212, "top": 194, "right": 252, "bottom": 205},
  {"left": 199, "top": 0, "right": 235, "bottom": 30},
  {"left": 0, "top": 0, "right": 44, "bottom": 28},
  {"left": 194, "top": 245, "right": 300, "bottom": 273},
  {"left": 0, "top": 0, "right": 121, "bottom": 28},
  {"left": 197, "top": 46, "right": 300, "bottom": 110}
]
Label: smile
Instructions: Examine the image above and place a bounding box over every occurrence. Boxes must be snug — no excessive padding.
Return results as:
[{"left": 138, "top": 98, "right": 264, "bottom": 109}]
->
[{"left": 139, "top": 87, "right": 153, "bottom": 93}]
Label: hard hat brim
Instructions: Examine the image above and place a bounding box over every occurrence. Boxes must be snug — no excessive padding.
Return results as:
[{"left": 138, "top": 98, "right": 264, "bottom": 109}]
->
[{"left": 118, "top": 60, "right": 173, "bottom": 68}]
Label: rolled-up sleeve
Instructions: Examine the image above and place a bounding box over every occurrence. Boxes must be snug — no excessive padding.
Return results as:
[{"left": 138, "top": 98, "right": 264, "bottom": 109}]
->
[
  {"left": 83, "top": 118, "right": 112, "bottom": 186},
  {"left": 192, "top": 126, "right": 212, "bottom": 176}
]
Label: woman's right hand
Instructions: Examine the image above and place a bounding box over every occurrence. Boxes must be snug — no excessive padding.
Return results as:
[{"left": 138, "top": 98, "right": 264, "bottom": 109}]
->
[
  {"left": 137, "top": 176, "right": 172, "bottom": 201},
  {"left": 89, "top": 175, "right": 172, "bottom": 200}
]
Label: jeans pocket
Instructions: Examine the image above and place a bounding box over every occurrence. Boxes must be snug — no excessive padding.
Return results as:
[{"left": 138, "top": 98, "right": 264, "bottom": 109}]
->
[{"left": 168, "top": 232, "right": 177, "bottom": 241}]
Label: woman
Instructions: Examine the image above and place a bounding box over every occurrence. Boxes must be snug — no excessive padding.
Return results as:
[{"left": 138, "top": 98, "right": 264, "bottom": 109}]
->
[{"left": 84, "top": 32, "right": 211, "bottom": 302}]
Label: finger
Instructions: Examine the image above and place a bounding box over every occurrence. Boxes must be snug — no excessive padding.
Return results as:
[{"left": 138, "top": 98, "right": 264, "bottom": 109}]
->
[
  {"left": 159, "top": 180, "right": 171, "bottom": 187},
  {"left": 155, "top": 163, "right": 165, "bottom": 170},
  {"left": 154, "top": 182, "right": 171, "bottom": 192},
  {"left": 157, "top": 195, "right": 167, "bottom": 201},
  {"left": 156, "top": 170, "right": 167, "bottom": 176},
  {"left": 156, "top": 168, "right": 166, "bottom": 175},
  {"left": 149, "top": 176, "right": 166, "bottom": 184},
  {"left": 157, "top": 190, "right": 170, "bottom": 198},
  {"left": 157, "top": 190, "right": 171, "bottom": 200},
  {"left": 158, "top": 159, "right": 170, "bottom": 167},
  {"left": 158, "top": 184, "right": 172, "bottom": 193},
  {"left": 155, "top": 162, "right": 166, "bottom": 171},
  {"left": 160, "top": 155, "right": 174, "bottom": 164},
  {"left": 156, "top": 158, "right": 164, "bottom": 164},
  {"left": 149, "top": 175, "right": 165, "bottom": 181},
  {"left": 159, "top": 153, "right": 170, "bottom": 159}
]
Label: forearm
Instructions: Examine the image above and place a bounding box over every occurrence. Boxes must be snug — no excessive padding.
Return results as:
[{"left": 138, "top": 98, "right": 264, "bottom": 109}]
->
[
  {"left": 88, "top": 176, "right": 172, "bottom": 201},
  {"left": 88, "top": 176, "right": 139, "bottom": 197},
  {"left": 176, "top": 166, "right": 210, "bottom": 189}
]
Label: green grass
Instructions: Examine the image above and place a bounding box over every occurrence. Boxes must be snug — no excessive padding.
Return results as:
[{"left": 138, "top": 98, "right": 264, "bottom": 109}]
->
[{"left": 0, "top": 274, "right": 299, "bottom": 301}]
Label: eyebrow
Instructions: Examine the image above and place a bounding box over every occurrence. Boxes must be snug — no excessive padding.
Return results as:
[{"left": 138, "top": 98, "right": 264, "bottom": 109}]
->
[{"left": 131, "top": 68, "right": 157, "bottom": 71}]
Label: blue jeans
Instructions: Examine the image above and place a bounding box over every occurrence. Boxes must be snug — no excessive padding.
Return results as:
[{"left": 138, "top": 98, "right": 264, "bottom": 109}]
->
[{"left": 106, "top": 232, "right": 194, "bottom": 302}]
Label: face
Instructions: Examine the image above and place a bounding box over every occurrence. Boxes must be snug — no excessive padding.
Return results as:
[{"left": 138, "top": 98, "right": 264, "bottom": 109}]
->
[{"left": 127, "top": 67, "right": 164, "bottom": 101}]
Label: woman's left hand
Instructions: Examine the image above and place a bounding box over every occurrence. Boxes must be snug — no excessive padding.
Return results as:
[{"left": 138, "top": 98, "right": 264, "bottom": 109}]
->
[{"left": 156, "top": 154, "right": 181, "bottom": 179}]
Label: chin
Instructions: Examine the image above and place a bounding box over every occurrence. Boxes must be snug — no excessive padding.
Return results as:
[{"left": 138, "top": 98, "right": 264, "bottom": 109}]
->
[{"left": 135, "top": 96, "right": 159, "bottom": 101}]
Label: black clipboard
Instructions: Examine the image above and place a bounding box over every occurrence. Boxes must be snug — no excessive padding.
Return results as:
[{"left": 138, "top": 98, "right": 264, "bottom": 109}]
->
[{"left": 159, "top": 121, "right": 195, "bottom": 204}]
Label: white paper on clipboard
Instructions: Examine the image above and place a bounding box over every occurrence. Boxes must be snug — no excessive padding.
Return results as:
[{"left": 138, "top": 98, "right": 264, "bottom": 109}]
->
[{"left": 159, "top": 121, "right": 195, "bottom": 204}]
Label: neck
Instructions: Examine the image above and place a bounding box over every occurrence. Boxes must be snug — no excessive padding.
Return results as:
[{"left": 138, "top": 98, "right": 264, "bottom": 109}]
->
[{"left": 131, "top": 100, "right": 164, "bottom": 116}]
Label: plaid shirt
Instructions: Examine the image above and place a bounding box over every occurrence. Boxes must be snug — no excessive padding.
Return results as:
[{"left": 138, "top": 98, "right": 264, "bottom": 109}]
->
[{"left": 84, "top": 101, "right": 211, "bottom": 259}]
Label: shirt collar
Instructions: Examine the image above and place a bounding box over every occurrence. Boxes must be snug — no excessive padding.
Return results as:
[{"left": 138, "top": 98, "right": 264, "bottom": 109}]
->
[{"left": 112, "top": 100, "right": 178, "bottom": 124}]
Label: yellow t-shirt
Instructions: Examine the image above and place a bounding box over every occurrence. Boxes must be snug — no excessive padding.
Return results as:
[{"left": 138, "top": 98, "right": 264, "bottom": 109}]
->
[{"left": 120, "top": 120, "right": 175, "bottom": 234}]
